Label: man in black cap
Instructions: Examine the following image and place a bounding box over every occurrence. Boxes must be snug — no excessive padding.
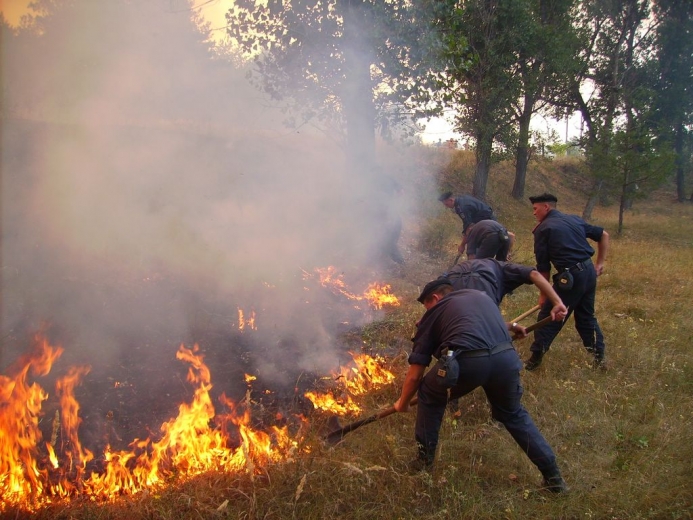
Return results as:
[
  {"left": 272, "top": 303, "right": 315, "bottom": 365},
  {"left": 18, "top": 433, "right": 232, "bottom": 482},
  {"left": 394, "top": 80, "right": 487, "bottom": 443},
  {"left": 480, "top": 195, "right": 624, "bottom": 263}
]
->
[
  {"left": 524, "top": 193, "right": 610, "bottom": 371},
  {"left": 438, "top": 192, "right": 497, "bottom": 257},
  {"left": 393, "top": 279, "right": 567, "bottom": 492}
]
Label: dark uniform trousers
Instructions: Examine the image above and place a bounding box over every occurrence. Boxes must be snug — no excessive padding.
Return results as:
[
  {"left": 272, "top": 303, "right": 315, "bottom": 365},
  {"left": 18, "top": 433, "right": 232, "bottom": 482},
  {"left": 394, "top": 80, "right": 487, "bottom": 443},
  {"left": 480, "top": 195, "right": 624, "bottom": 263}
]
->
[
  {"left": 530, "top": 260, "right": 605, "bottom": 357},
  {"left": 415, "top": 348, "right": 559, "bottom": 476},
  {"left": 474, "top": 231, "right": 510, "bottom": 261}
]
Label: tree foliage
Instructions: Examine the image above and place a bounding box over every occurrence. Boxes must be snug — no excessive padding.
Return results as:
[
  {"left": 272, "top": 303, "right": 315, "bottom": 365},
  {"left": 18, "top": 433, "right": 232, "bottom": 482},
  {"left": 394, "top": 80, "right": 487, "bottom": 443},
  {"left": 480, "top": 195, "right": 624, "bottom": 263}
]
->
[
  {"left": 225, "top": 0, "right": 448, "bottom": 173},
  {"left": 652, "top": 0, "right": 693, "bottom": 201}
]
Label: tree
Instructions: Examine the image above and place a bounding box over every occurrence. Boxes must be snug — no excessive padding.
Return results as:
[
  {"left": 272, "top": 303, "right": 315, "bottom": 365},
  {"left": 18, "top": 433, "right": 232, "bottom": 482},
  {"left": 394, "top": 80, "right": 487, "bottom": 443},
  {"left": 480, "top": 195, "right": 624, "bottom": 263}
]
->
[
  {"left": 432, "top": 0, "right": 523, "bottom": 200},
  {"left": 225, "top": 0, "right": 448, "bottom": 176},
  {"left": 549, "top": 0, "right": 655, "bottom": 220},
  {"left": 510, "top": 0, "right": 581, "bottom": 200},
  {"left": 652, "top": 0, "right": 693, "bottom": 202}
]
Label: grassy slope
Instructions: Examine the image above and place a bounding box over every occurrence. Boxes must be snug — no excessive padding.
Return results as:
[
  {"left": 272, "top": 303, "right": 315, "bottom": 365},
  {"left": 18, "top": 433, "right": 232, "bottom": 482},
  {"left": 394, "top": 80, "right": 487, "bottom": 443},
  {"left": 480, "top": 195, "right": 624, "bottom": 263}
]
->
[{"left": 24, "top": 148, "right": 693, "bottom": 520}]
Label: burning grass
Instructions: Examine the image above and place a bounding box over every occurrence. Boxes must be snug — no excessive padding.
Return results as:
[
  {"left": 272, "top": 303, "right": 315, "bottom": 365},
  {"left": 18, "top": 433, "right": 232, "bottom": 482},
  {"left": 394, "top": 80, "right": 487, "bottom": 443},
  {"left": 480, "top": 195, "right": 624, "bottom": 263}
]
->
[{"left": 0, "top": 334, "right": 399, "bottom": 515}]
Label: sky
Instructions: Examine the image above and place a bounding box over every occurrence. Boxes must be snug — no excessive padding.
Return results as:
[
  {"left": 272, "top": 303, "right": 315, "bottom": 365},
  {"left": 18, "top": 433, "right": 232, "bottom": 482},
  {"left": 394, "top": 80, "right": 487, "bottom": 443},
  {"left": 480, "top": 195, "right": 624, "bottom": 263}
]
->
[{"left": 0, "top": 0, "right": 31, "bottom": 26}]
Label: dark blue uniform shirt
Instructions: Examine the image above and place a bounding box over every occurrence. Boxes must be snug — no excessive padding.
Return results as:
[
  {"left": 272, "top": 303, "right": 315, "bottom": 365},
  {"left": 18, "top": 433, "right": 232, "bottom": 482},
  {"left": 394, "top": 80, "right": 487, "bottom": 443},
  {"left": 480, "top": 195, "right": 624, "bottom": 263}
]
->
[
  {"left": 409, "top": 289, "right": 512, "bottom": 366},
  {"left": 453, "top": 195, "right": 495, "bottom": 232},
  {"left": 533, "top": 209, "right": 604, "bottom": 272},
  {"left": 444, "top": 259, "right": 535, "bottom": 305}
]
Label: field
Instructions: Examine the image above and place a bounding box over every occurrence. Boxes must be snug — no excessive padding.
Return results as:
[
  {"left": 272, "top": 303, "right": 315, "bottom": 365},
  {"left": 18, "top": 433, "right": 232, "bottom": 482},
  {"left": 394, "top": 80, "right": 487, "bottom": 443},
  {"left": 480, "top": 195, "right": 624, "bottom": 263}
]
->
[{"left": 3, "top": 147, "right": 693, "bottom": 519}]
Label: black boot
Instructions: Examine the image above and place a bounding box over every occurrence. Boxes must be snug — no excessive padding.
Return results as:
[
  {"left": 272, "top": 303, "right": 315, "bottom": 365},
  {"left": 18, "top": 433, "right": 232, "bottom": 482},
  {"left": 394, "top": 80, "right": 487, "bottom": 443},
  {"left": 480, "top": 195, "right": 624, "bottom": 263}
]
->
[
  {"left": 524, "top": 351, "right": 544, "bottom": 371},
  {"left": 593, "top": 352, "right": 607, "bottom": 370},
  {"left": 409, "top": 442, "right": 435, "bottom": 473},
  {"left": 542, "top": 474, "right": 569, "bottom": 493}
]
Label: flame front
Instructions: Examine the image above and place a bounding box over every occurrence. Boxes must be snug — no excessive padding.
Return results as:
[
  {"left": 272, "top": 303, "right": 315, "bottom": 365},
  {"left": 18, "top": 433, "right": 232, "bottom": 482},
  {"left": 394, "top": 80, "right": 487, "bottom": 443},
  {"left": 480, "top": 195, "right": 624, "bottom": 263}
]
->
[
  {"left": 303, "top": 266, "right": 400, "bottom": 309},
  {"left": 304, "top": 352, "right": 395, "bottom": 415},
  {"left": 1, "top": 332, "right": 395, "bottom": 510},
  {"left": 0, "top": 336, "right": 62, "bottom": 505},
  {"left": 363, "top": 282, "right": 400, "bottom": 309},
  {"left": 0, "top": 339, "right": 301, "bottom": 511}
]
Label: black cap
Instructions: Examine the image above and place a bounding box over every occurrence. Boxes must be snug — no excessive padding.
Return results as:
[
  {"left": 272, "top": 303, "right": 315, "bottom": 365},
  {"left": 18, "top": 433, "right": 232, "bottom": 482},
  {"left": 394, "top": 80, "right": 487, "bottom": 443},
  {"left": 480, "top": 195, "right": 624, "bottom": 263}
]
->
[
  {"left": 529, "top": 193, "right": 558, "bottom": 204},
  {"left": 438, "top": 191, "right": 453, "bottom": 202},
  {"left": 417, "top": 278, "right": 453, "bottom": 303}
]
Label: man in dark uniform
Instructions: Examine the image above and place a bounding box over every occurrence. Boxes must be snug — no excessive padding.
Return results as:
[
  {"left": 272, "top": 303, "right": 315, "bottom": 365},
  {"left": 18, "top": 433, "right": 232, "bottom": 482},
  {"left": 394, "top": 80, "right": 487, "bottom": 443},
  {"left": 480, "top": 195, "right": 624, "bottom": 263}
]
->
[
  {"left": 393, "top": 279, "right": 567, "bottom": 492},
  {"left": 524, "top": 193, "right": 610, "bottom": 371},
  {"left": 442, "top": 258, "right": 567, "bottom": 411},
  {"left": 463, "top": 219, "right": 514, "bottom": 261},
  {"left": 444, "top": 258, "right": 567, "bottom": 314},
  {"left": 438, "top": 192, "right": 496, "bottom": 256}
]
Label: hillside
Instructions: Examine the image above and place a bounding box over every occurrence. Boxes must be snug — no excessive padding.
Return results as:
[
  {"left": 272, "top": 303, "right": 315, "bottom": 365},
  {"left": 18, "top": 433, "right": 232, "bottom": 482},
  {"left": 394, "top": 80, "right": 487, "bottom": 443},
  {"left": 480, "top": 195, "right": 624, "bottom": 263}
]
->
[{"left": 3, "top": 144, "right": 693, "bottom": 519}]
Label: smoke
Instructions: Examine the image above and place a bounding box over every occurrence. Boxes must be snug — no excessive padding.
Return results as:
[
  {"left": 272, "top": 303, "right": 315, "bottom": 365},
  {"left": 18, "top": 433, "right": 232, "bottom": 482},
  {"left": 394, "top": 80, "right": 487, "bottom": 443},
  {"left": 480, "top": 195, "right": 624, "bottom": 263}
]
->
[{"left": 0, "top": 0, "right": 424, "bottom": 399}]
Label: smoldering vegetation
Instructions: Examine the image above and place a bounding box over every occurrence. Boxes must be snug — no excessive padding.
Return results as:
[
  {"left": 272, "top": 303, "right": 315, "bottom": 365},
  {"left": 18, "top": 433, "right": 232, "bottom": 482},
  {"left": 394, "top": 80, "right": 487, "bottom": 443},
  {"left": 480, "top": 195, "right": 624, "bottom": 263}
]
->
[{"left": 0, "top": 0, "right": 423, "bottom": 443}]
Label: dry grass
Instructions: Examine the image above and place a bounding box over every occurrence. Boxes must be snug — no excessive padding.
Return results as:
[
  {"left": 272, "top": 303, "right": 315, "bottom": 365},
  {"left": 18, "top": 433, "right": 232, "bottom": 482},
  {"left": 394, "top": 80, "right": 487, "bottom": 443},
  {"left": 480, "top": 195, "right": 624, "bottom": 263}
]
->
[{"left": 8, "top": 151, "right": 693, "bottom": 520}]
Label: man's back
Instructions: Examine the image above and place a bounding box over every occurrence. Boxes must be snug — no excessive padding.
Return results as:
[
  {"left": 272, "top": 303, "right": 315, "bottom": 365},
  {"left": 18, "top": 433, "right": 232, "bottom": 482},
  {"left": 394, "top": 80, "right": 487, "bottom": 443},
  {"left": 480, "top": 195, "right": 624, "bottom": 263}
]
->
[
  {"left": 445, "top": 259, "right": 534, "bottom": 305},
  {"left": 454, "top": 195, "right": 495, "bottom": 230}
]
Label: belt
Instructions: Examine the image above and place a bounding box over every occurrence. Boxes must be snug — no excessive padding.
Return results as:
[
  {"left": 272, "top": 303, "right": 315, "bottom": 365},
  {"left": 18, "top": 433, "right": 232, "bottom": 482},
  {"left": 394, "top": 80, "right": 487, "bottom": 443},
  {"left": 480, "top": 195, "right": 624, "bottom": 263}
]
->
[
  {"left": 453, "top": 342, "right": 515, "bottom": 359},
  {"left": 564, "top": 258, "right": 592, "bottom": 273}
]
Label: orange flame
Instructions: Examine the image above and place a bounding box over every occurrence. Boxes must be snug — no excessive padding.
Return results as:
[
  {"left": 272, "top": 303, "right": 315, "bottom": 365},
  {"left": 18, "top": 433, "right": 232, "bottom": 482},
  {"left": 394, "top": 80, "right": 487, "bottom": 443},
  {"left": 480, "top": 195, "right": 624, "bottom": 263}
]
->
[
  {"left": 0, "top": 336, "right": 63, "bottom": 506},
  {"left": 0, "top": 339, "right": 303, "bottom": 511},
  {"left": 303, "top": 267, "right": 400, "bottom": 309},
  {"left": 238, "top": 307, "right": 257, "bottom": 331},
  {"left": 304, "top": 352, "right": 395, "bottom": 415},
  {"left": 363, "top": 282, "right": 400, "bottom": 309}
]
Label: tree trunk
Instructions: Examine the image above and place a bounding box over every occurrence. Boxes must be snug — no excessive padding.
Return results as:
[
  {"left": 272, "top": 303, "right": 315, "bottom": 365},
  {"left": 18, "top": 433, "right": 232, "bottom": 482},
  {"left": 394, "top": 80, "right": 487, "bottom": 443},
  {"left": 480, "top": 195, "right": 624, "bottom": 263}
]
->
[
  {"left": 582, "top": 179, "right": 603, "bottom": 221},
  {"left": 618, "top": 179, "right": 625, "bottom": 235},
  {"left": 675, "top": 120, "right": 685, "bottom": 202},
  {"left": 341, "top": 0, "right": 376, "bottom": 176},
  {"left": 473, "top": 135, "right": 492, "bottom": 201},
  {"left": 512, "top": 100, "right": 534, "bottom": 200}
]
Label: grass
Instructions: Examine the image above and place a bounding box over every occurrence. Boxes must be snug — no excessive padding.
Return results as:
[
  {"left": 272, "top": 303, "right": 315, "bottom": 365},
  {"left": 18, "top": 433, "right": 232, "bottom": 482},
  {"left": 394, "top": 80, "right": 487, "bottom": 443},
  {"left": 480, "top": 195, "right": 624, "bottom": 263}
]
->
[{"left": 5, "top": 150, "right": 693, "bottom": 519}]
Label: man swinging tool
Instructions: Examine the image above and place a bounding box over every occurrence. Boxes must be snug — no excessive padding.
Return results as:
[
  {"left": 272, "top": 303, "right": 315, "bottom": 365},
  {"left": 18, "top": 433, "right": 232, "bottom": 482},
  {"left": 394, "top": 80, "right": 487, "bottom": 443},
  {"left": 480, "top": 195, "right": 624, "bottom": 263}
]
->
[{"left": 393, "top": 279, "right": 568, "bottom": 493}]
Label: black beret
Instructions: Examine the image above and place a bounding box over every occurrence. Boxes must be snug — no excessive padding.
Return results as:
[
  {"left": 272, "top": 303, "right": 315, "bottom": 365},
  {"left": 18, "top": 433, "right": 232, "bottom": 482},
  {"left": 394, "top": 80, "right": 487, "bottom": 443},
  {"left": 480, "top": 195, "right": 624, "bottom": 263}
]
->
[
  {"left": 417, "top": 278, "right": 453, "bottom": 303},
  {"left": 529, "top": 193, "right": 558, "bottom": 204},
  {"left": 438, "top": 191, "right": 453, "bottom": 202}
]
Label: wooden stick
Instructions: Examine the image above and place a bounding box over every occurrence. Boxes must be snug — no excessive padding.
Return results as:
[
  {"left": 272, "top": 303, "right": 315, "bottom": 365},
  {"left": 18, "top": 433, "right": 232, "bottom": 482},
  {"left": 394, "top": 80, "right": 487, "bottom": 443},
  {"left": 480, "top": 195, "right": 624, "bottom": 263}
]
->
[
  {"left": 512, "top": 315, "right": 553, "bottom": 340},
  {"left": 511, "top": 304, "right": 541, "bottom": 323},
  {"left": 324, "top": 398, "right": 418, "bottom": 446}
]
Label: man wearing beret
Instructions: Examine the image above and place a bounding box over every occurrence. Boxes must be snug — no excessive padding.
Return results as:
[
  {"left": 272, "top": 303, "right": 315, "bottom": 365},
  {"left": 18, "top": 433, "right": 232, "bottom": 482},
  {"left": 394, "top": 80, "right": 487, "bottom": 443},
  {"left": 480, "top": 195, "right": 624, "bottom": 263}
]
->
[
  {"left": 393, "top": 279, "right": 567, "bottom": 492},
  {"left": 438, "top": 192, "right": 498, "bottom": 257},
  {"left": 525, "top": 193, "right": 610, "bottom": 371}
]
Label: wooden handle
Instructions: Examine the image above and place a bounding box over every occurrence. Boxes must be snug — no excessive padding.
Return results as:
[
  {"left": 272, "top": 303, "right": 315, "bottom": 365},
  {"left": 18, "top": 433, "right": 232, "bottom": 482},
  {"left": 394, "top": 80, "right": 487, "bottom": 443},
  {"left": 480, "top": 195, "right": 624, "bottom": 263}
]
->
[
  {"left": 325, "top": 398, "right": 418, "bottom": 445},
  {"left": 511, "top": 305, "right": 541, "bottom": 323},
  {"left": 512, "top": 315, "right": 553, "bottom": 340}
]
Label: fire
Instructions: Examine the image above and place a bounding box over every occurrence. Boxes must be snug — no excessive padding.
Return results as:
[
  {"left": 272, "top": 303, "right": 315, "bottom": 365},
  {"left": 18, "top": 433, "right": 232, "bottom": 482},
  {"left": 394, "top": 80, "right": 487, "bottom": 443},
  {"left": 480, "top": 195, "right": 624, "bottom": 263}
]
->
[
  {"left": 237, "top": 307, "right": 257, "bottom": 331},
  {"left": 0, "top": 338, "right": 302, "bottom": 511},
  {"left": 302, "top": 266, "right": 400, "bottom": 309},
  {"left": 0, "top": 336, "right": 62, "bottom": 505},
  {"left": 303, "top": 391, "right": 361, "bottom": 415},
  {"left": 363, "top": 282, "right": 400, "bottom": 310},
  {"left": 304, "top": 352, "right": 395, "bottom": 415},
  {"left": 1, "top": 333, "right": 397, "bottom": 512}
]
